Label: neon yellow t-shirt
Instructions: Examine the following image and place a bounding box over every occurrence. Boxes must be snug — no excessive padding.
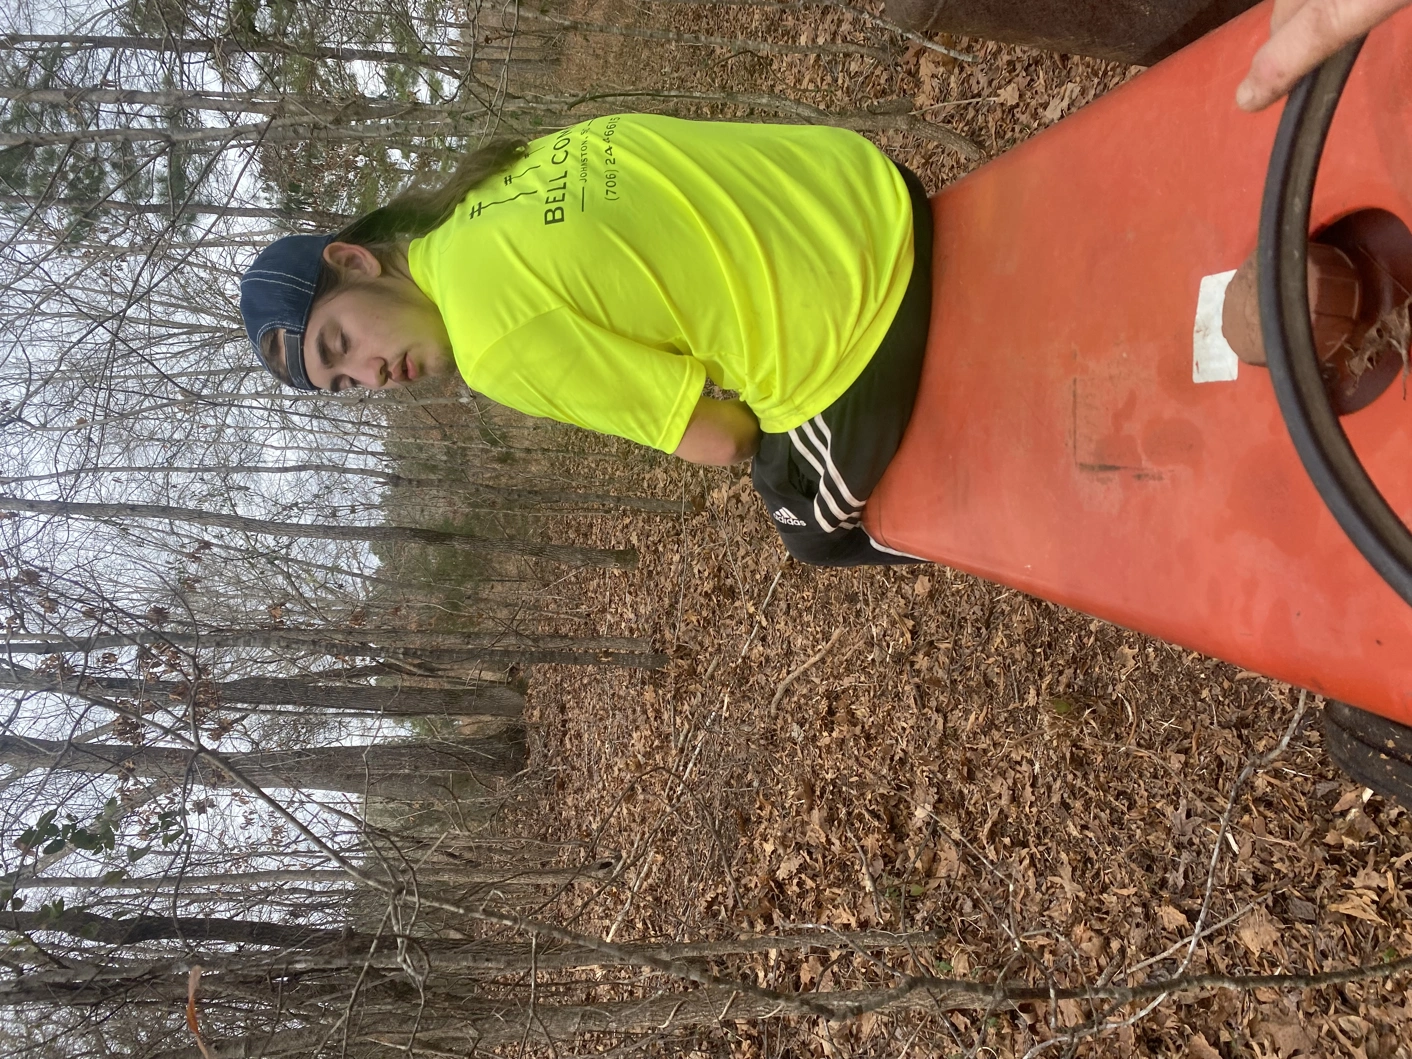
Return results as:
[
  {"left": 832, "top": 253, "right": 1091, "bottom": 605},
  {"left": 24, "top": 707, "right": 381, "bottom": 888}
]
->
[{"left": 407, "top": 115, "right": 914, "bottom": 452}]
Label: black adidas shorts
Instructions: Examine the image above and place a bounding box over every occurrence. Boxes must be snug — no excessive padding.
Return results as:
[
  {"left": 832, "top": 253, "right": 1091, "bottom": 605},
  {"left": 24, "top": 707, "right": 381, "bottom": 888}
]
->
[{"left": 750, "top": 162, "right": 933, "bottom": 567}]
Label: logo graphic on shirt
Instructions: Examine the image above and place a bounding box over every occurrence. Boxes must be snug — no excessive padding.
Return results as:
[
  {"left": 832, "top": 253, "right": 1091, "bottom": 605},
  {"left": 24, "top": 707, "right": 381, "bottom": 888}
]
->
[
  {"left": 772, "top": 506, "right": 806, "bottom": 527},
  {"left": 503, "top": 164, "right": 540, "bottom": 186},
  {"left": 465, "top": 190, "right": 534, "bottom": 220}
]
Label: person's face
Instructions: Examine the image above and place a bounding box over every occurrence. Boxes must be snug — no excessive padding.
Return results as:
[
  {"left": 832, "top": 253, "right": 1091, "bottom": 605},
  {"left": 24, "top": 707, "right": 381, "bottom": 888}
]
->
[{"left": 298, "top": 242, "right": 455, "bottom": 392}]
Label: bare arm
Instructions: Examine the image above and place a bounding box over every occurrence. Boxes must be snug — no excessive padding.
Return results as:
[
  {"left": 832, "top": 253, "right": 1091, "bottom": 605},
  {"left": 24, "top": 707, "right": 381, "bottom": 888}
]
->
[
  {"left": 1236, "top": 0, "right": 1411, "bottom": 111},
  {"left": 671, "top": 396, "right": 761, "bottom": 466}
]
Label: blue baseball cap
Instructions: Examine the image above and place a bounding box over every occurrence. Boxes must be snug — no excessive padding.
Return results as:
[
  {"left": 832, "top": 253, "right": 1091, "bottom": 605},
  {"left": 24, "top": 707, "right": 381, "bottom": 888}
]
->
[{"left": 239, "top": 232, "right": 337, "bottom": 391}]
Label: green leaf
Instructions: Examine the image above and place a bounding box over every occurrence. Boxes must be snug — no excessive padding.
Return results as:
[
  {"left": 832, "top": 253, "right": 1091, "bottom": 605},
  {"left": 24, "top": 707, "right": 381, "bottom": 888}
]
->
[
  {"left": 1049, "top": 697, "right": 1077, "bottom": 716},
  {"left": 18, "top": 818, "right": 61, "bottom": 851},
  {"left": 65, "top": 829, "right": 99, "bottom": 852},
  {"left": 8, "top": 895, "right": 23, "bottom": 910},
  {"left": 101, "top": 869, "right": 128, "bottom": 884},
  {"left": 41, "top": 838, "right": 66, "bottom": 855},
  {"left": 127, "top": 845, "right": 151, "bottom": 863}
]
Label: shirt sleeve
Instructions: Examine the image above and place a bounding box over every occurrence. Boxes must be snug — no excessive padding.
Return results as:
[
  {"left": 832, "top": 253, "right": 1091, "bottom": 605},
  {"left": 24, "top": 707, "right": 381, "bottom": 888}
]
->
[{"left": 459, "top": 307, "right": 708, "bottom": 453}]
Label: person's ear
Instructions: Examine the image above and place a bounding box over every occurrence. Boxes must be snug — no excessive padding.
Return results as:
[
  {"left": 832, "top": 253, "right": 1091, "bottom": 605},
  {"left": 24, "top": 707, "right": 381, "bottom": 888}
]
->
[{"left": 322, "top": 241, "right": 383, "bottom": 280}]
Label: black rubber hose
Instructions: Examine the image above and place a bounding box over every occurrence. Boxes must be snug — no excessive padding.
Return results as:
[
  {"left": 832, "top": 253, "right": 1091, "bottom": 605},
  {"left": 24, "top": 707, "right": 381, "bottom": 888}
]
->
[{"left": 1257, "top": 38, "right": 1412, "bottom": 608}]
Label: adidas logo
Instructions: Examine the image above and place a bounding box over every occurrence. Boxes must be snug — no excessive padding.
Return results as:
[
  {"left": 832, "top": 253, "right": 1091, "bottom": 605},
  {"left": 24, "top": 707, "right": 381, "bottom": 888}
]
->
[{"left": 772, "top": 506, "right": 806, "bottom": 527}]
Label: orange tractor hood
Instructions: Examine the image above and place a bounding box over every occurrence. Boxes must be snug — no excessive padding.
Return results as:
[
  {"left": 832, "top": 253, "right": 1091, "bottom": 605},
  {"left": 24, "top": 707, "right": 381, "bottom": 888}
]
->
[{"left": 864, "top": 2, "right": 1412, "bottom": 723}]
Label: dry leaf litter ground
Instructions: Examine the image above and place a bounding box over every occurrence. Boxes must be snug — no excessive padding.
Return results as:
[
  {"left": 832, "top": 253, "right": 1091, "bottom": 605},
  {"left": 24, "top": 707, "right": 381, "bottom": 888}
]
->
[{"left": 501, "top": 4, "right": 1412, "bottom": 1055}]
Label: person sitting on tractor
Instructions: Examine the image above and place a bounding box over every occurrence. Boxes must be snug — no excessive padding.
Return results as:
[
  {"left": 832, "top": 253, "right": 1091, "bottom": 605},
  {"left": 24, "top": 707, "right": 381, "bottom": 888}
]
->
[{"left": 239, "top": 115, "right": 932, "bottom": 567}]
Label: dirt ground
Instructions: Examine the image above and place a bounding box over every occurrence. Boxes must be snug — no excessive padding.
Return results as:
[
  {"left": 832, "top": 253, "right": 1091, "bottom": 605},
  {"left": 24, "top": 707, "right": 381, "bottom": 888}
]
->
[{"left": 514, "top": 6, "right": 1412, "bottom": 1056}]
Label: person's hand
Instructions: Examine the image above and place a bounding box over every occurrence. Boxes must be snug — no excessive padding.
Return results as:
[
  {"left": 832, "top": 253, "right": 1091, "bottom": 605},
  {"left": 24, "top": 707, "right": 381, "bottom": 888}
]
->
[
  {"left": 1236, "top": 0, "right": 1412, "bottom": 111},
  {"left": 672, "top": 397, "right": 760, "bottom": 466}
]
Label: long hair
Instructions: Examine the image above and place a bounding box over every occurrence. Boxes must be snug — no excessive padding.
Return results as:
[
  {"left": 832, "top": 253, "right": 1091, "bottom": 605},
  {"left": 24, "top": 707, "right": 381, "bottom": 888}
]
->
[{"left": 333, "top": 136, "right": 527, "bottom": 252}]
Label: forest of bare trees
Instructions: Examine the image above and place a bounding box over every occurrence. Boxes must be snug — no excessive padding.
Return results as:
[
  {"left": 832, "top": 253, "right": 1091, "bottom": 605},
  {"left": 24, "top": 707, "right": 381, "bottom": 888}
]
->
[
  {"left": 0, "top": 0, "right": 978, "bottom": 1052},
  {"left": 0, "top": 0, "right": 696, "bottom": 1052},
  {"left": 6, "top": 0, "right": 1409, "bottom": 1056}
]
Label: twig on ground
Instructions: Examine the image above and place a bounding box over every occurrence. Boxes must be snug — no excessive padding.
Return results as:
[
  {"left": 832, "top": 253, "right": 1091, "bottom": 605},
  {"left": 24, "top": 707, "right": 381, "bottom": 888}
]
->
[
  {"left": 1123, "top": 901, "right": 1260, "bottom": 978},
  {"left": 818, "top": 0, "right": 977, "bottom": 61},
  {"left": 710, "top": 499, "right": 754, "bottom": 626},
  {"left": 605, "top": 845, "right": 660, "bottom": 945},
  {"left": 770, "top": 628, "right": 843, "bottom": 710},
  {"left": 738, "top": 564, "right": 786, "bottom": 661},
  {"left": 1022, "top": 693, "right": 1313, "bottom": 1057},
  {"left": 913, "top": 95, "right": 990, "bottom": 113},
  {"left": 1179, "top": 690, "right": 1310, "bottom": 975},
  {"left": 674, "top": 656, "right": 719, "bottom": 751},
  {"left": 1020, "top": 992, "right": 1171, "bottom": 1059},
  {"left": 670, "top": 466, "right": 701, "bottom": 649},
  {"left": 851, "top": 834, "right": 886, "bottom": 924},
  {"left": 676, "top": 778, "right": 743, "bottom": 910}
]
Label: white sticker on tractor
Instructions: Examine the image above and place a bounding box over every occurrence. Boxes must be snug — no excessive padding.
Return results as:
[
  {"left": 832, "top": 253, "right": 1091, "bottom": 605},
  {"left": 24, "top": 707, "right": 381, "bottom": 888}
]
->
[{"left": 1193, "top": 269, "right": 1239, "bottom": 383}]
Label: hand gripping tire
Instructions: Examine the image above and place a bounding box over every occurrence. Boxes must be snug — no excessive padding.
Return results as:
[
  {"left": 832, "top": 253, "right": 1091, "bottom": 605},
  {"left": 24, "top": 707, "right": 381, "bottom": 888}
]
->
[{"left": 1258, "top": 40, "right": 1412, "bottom": 804}]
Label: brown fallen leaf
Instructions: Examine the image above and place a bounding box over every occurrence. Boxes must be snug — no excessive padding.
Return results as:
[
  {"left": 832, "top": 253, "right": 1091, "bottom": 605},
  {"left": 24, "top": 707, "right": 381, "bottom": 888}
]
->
[
  {"left": 1157, "top": 904, "right": 1190, "bottom": 932},
  {"left": 1255, "top": 1016, "right": 1317, "bottom": 1059},
  {"left": 1329, "top": 890, "right": 1386, "bottom": 924},
  {"left": 1236, "top": 907, "right": 1281, "bottom": 957},
  {"left": 1332, "top": 787, "right": 1368, "bottom": 814}
]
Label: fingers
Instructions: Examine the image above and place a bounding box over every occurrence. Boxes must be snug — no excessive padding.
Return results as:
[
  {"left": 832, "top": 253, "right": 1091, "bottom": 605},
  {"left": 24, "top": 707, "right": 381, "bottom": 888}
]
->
[
  {"left": 1269, "top": 0, "right": 1313, "bottom": 33},
  {"left": 1236, "top": 0, "right": 1411, "bottom": 111}
]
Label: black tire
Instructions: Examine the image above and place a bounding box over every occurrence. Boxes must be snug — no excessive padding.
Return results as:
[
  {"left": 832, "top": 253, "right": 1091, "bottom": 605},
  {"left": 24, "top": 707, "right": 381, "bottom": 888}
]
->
[
  {"left": 1258, "top": 37, "right": 1412, "bottom": 607},
  {"left": 1323, "top": 701, "right": 1412, "bottom": 807}
]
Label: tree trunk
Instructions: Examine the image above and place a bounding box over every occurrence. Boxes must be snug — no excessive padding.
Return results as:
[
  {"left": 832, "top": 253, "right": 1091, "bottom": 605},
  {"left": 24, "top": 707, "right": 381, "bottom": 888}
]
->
[
  {"left": 0, "top": 733, "right": 525, "bottom": 797},
  {"left": 3, "top": 629, "right": 665, "bottom": 669},
  {"left": 0, "top": 115, "right": 500, "bottom": 151},
  {"left": 1, "top": 668, "right": 524, "bottom": 718},
  {"left": 0, "top": 92, "right": 975, "bottom": 156},
  {"left": 0, "top": 84, "right": 466, "bottom": 119},
  {"left": 4, "top": 628, "right": 648, "bottom": 652},
  {"left": 0, "top": 193, "right": 348, "bottom": 224},
  {"left": 0, "top": 461, "right": 695, "bottom": 513},
  {"left": 0, "top": 33, "right": 470, "bottom": 73},
  {"left": 146, "top": 981, "right": 986, "bottom": 1057},
  {"left": 146, "top": 1027, "right": 350, "bottom": 1059},
  {"left": 0, "top": 495, "right": 635, "bottom": 569},
  {"left": 1, "top": 908, "right": 346, "bottom": 950},
  {"left": 504, "top": 9, "right": 889, "bottom": 59},
  {"left": 11, "top": 861, "right": 619, "bottom": 891}
]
